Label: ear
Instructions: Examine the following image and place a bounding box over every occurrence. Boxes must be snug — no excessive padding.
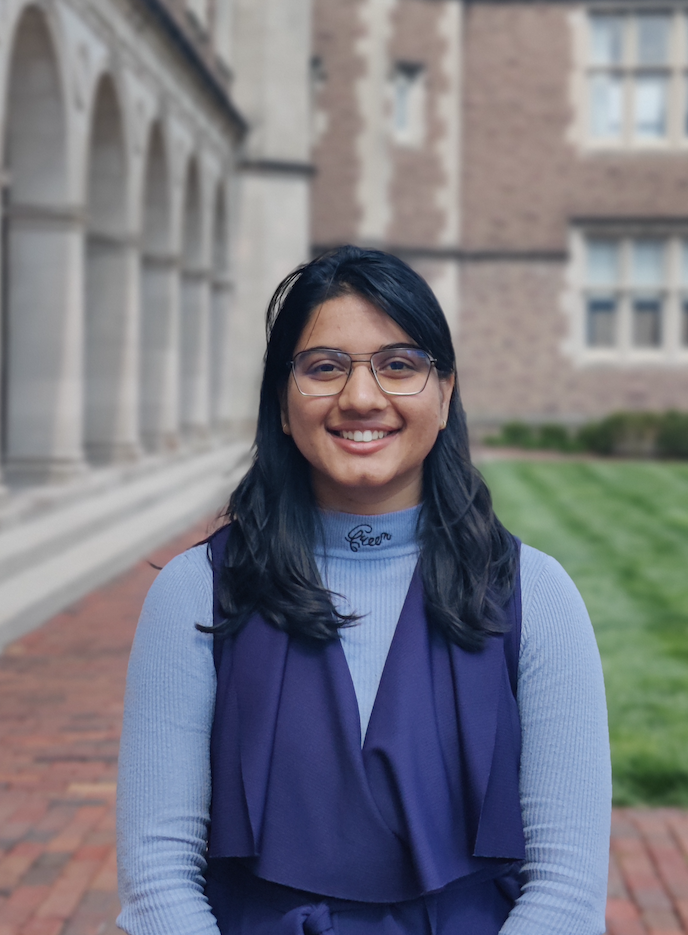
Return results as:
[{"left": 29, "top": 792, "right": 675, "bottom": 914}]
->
[
  {"left": 439, "top": 372, "right": 455, "bottom": 426},
  {"left": 279, "top": 389, "right": 291, "bottom": 435}
]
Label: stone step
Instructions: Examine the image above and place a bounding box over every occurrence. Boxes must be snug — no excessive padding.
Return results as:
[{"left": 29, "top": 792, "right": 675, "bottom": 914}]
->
[{"left": 0, "top": 442, "right": 250, "bottom": 650}]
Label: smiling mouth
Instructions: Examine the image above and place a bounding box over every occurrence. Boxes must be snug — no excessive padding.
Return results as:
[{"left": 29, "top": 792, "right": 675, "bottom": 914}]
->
[{"left": 331, "top": 429, "right": 396, "bottom": 442}]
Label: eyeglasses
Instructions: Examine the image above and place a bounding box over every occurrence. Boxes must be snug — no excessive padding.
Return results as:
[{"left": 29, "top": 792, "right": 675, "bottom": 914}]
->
[{"left": 289, "top": 347, "right": 437, "bottom": 397}]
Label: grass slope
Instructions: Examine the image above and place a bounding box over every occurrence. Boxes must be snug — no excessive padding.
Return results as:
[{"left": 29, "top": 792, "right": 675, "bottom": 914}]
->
[{"left": 480, "top": 459, "right": 688, "bottom": 806}]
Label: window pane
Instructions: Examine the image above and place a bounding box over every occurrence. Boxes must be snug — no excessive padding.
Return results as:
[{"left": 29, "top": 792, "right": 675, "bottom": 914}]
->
[
  {"left": 590, "top": 74, "right": 623, "bottom": 137},
  {"left": 587, "top": 297, "right": 617, "bottom": 346},
  {"left": 587, "top": 240, "right": 619, "bottom": 285},
  {"left": 591, "top": 15, "right": 624, "bottom": 65},
  {"left": 632, "top": 298, "right": 662, "bottom": 346},
  {"left": 392, "top": 63, "right": 424, "bottom": 142},
  {"left": 632, "top": 239, "right": 664, "bottom": 286},
  {"left": 636, "top": 15, "right": 670, "bottom": 65},
  {"left": 634, "top": 74, "right": 667, "bottom": 138}
]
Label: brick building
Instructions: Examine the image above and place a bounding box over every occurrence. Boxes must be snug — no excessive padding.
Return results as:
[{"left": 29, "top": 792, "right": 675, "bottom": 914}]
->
[{"left": 311, "top": 0, "right": 688, "bottom": 432}]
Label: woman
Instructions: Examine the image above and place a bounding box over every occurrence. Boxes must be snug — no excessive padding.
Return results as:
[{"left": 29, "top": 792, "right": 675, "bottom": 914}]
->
[{"left": 117, "top": 246, "right": 611, "bottom": 935}]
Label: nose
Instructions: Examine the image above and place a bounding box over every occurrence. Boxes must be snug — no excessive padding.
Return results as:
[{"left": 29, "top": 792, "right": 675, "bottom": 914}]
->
[{"left": 337, "top": 360, "right": 387, "bottom": 413}]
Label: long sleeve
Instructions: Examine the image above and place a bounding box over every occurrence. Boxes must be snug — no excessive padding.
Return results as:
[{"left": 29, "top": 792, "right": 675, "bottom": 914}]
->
[
  {"left": 500, "top": 545, "right": 612, "bottom": 935},
  {"left": 116, "top": 537, "right": 611, "bottom": 935},
  {"left": 116, "top": 547, "right": 220, "bottom": 935}
]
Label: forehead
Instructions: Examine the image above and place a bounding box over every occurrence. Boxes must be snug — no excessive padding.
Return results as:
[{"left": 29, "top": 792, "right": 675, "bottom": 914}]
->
[{"left": 295, "top": 293, "right": 413, "bottom": 353}]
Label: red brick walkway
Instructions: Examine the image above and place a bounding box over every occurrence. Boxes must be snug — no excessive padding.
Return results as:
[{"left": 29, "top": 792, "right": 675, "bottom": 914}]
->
[{"left": 0, "top": 519, "right": 687, "bottom": 935}]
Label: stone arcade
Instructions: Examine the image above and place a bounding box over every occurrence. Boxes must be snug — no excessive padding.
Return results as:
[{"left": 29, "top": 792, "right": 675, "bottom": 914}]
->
[{"left": 0, "top": 0, "right": 311, "bottom": 647}]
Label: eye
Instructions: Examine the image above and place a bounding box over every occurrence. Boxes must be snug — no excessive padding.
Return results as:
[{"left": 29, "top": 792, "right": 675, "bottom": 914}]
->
[
  {"left": 386, "top": 358, "right": 414, "bottom": 371},
  {"left": 375, "top": 351, "right": 424, "bottom": 376},
  {"left": 300, "top": 353, "right": 349, "bottom": 379}
]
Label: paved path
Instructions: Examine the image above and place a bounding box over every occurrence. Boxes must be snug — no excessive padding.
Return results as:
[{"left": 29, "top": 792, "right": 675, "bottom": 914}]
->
[{"left": 0, "top": 520, "right": 687, "bottom": 935}]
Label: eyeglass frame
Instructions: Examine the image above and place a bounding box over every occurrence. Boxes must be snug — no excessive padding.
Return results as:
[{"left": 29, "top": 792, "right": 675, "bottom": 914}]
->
[{"left": 287, "top": 346, "right": 438, "bottom": 398}]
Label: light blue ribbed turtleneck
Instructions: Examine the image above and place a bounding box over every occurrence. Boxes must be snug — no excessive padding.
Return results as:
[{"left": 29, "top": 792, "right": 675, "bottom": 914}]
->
[
  {"left": 314, "top": 506, "right": 420, "bottom": 739},
  {"left": 116, "top": 508, "right": 611, "bottom": 935}
]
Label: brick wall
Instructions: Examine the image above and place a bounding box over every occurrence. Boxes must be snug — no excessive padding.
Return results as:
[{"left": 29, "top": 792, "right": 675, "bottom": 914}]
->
[
  {"left": 386, "top": 0, "right": 450, "bottom": 247},
  {"left": 460, "top": 1, "right": 688, "bottom": 426},
  {"left": 462, "top": 2, "right": 688, "bottom": 252},
  {"left": 458, "top": 262, "right": 688, "bottom": 424},
  {"left": 311, "top": 0, "right": 458, "bottom": 251}
]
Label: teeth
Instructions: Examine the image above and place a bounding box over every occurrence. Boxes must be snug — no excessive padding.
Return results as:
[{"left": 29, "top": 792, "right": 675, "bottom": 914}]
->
[{"left": 339, "top": 430, "right": 390, "bottom": 442}]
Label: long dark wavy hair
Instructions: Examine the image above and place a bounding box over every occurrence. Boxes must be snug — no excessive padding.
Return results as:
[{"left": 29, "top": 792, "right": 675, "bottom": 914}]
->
[{"left": 207, "top": 245, "right": 518, "bottom": 650}]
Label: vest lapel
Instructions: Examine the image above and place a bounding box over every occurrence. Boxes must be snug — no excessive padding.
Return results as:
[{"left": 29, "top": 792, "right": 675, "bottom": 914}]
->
[{"left": 209, "top": 530, "right": 524, "bottom": 903}]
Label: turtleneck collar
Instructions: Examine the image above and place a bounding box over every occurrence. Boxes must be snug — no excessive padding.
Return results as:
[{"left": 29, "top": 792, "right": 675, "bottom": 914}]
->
[{"left": 315, "top": 505, "right": 421, "bottom": 559}]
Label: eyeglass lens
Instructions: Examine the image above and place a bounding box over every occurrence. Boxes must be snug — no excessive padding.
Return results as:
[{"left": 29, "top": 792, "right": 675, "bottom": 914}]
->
[{"left": 292, "top": 348, "right": 433, "bottom": 396}]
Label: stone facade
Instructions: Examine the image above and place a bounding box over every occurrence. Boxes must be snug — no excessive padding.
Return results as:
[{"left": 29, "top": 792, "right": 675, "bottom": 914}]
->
[
  {"left": 0, "top": 0, "right": 312, "bottom": 645},
  {"left": 311, "top": 0, "right": 688, "bottom": 431},
  {"left": 0, "top": 0, "right": 311, "bottom": 486}
]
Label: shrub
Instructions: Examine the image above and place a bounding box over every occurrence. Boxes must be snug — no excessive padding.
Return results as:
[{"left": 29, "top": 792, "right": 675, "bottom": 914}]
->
[
  {"left": 538, "top": 423, "right": 578, "bottom": 452},
  {"left": 484, "top": 421, "right": 536, "bottom": 448},
  {"left": 656, "top": 410, "right": 688, "bottom": 459},
  {"left": 501, "top": 421, "right": 536, "bottom": 447},
  {"left": 484, "top": 411, "right": 688, "bottom": 459},
  {"left": 576, "top": 419, "right": 615, "bottom": 455},
  {"left": 578, "top": 412, "right": 661, "bottom": 457}
]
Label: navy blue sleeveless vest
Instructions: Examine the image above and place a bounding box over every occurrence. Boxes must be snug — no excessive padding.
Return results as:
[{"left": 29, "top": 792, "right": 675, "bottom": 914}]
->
[{"left": 205, "top": 527, "right": 525, "bottom": 935}]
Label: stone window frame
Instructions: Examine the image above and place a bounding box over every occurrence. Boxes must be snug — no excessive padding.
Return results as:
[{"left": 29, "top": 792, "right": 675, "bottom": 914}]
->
[
  {"left": 570, "top": 3, "right": 688, "bottom": 150},
  {"left": 565, "top": 225, "right": 688, "bottom": 366}
]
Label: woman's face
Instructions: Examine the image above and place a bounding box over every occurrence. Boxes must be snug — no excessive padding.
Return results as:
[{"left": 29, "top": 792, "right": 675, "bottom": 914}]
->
[{"left": 282, "top": 292, "right": 454, "bottom": 514}]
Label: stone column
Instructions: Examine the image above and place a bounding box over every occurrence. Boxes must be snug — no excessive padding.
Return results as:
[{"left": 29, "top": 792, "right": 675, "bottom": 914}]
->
[
  {"left": 180, "top": 267, "right": 212, "bottom": 443},
  {"left": 3, "top": 204, "right": 88, "bottom": 484},
  {"left": 83, "top": 232, "right": 141, "bottom": 464},
  {"left": 0, "top": 176, "right": 8, "bottom": 494},
  {"left": 210, "top": 272, "right": 234, "bottom": 436},
  {"left": 140, "top": 252, "right": 182, "bottom": 452}
]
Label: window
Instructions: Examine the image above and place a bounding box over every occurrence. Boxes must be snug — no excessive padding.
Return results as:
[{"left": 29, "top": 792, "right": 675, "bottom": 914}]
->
[
  {"left": 391, "top": 62, "right": 425, "bottom": 147},
  {"left": 310, "top": 56, "right": 328, "bottom": 145},
  {"left": 681, "top": 242, "right": 688, "bottom": 343},
  {"left": 577, "top": 232, "right": 688, "bottom": 361},
  {"left": 586, "top": 8, "right": 688, "bottom": 145}
]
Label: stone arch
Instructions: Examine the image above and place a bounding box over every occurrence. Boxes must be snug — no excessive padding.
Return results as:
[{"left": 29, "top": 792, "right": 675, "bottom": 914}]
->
[
  {"left": 84, "top": 74, "right": 138, "bottom": 464},
  {"left": 1, "top": 5, "right": 83, "bottom": 482},
  {"left": 3, "top": 5, "right": 67, "bottom": 203},
  {"left": 179, "top": 157, "right": 210, "bottom": 441},
  {"left": 210, "top": 181, "right": 232, "bottom": 433},
  {"left": 139, "top": 120, "right": 177, "bottom": 452}
]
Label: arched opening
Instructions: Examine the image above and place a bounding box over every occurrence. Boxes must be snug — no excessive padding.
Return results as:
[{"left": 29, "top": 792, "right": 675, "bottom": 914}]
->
[
  {"left": 139, "top": 122, "right": 177, "bottom": 452},
  {"left": 84, "top": 75, "right": 138, "bottom": 464},
  {"left": 180, "top": 159, "right": 210, "bottom": 441},
  {"left": 210, "top": 183, "right": 232, "bottom": 434},
  {"left": 2, "top": 7, "right": 82, "bottom": 483}
]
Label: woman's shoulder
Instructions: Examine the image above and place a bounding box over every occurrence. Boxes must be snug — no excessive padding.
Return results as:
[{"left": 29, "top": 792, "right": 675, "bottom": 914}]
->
[
  {"left": 149, "top": 543, "right": 212, "bottom": 594},
  {"left": 518, "top": 543, "right": 594, "bottom": 652},
  {"left": 136, "top": 544, "right": 214, "bottom": 646}
]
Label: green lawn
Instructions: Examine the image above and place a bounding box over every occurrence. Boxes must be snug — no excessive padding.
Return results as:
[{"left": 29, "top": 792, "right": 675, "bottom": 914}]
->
[{"left": 480, "top": 459, "right": 688, "bottom": 806}]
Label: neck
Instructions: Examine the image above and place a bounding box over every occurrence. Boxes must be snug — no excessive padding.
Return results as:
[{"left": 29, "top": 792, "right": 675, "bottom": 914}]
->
[{"left": 311, "top": 473, "right": 422, "bottom": 515}]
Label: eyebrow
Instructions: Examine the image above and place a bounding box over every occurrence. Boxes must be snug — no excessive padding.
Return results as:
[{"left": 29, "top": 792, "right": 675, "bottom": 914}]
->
[{"left": 299, "top": 342, "right": 421, "bottom": 353}]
